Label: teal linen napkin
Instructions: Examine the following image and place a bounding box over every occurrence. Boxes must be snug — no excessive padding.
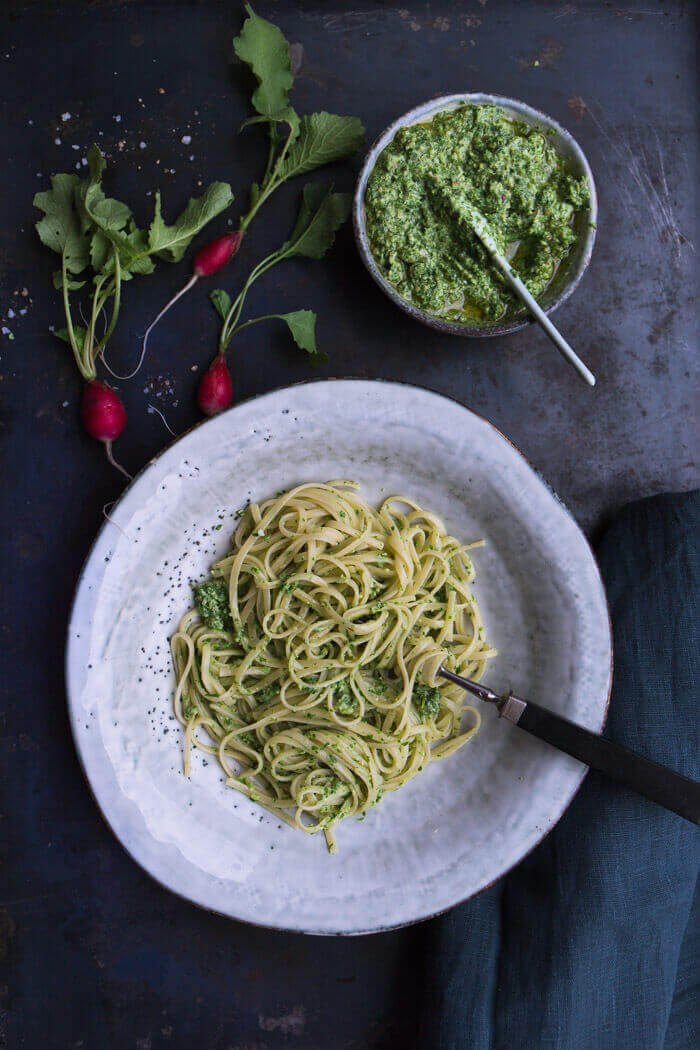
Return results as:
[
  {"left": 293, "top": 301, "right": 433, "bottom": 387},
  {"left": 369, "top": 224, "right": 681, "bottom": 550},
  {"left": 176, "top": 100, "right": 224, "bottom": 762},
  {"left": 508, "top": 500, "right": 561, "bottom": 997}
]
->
[{"left": 419, "top": 491, "right": 699, "bottom": 1050}]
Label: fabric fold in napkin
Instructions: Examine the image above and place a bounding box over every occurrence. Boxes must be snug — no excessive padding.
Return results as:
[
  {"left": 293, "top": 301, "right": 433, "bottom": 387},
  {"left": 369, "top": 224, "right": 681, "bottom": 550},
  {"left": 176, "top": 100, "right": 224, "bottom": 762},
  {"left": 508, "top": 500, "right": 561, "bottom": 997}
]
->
[{"left": 418, "top": 490, "right": 699, "bottom": 1050}]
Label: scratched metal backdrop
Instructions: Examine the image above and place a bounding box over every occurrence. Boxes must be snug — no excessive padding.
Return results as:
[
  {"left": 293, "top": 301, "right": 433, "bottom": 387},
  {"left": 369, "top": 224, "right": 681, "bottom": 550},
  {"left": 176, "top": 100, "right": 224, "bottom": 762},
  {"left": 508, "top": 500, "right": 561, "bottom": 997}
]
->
[{"left": 0, "top": 1, "right": 696, "bottom": 1048}]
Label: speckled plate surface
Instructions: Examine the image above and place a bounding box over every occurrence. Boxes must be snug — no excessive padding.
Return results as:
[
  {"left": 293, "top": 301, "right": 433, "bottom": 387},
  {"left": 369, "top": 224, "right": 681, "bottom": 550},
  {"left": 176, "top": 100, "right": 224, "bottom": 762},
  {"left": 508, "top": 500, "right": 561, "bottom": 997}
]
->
[{"left": 66, "top": 379, "right": 611, "bottom": 935}]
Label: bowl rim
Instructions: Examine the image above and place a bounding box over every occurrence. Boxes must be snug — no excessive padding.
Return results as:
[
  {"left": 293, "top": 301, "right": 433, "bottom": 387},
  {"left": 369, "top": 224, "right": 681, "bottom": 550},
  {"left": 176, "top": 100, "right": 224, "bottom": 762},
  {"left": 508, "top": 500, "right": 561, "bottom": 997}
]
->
[{"left": 353, "top": 92, "right": 598, "bottom": 338}]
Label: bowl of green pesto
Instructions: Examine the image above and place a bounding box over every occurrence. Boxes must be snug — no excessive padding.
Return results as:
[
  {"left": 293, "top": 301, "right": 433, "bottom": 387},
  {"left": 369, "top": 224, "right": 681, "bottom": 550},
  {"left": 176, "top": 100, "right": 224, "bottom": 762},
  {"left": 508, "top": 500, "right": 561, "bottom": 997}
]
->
[{"left": 354, "top": 94, "right": 597, "bottom": 336}]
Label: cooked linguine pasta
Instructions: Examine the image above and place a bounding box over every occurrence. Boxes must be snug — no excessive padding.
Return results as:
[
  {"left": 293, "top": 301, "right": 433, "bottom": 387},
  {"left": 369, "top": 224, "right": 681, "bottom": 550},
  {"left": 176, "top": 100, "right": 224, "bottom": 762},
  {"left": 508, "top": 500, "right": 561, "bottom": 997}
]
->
[{"left": 170, "top": 481, "right": 496, "bottom": 853}]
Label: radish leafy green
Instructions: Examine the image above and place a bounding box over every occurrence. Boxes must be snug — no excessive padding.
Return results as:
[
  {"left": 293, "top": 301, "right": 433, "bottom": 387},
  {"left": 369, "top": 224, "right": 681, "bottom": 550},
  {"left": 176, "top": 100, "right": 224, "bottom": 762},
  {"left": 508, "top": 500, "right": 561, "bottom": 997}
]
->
[
  {"left": 210, "top": 7, "right": 363, "bottom": 365},
  {"left": 233, "top": 3, "right": 293, "bottom": 118},
  {"left": 34, "top": 145, "right": 233, "bottom": 379},
  {"left": 211, "top": 184, "right": 350, "bottom": 363},
  {"left": 234, "top": 4, "right": 364, "bottom": 232}
]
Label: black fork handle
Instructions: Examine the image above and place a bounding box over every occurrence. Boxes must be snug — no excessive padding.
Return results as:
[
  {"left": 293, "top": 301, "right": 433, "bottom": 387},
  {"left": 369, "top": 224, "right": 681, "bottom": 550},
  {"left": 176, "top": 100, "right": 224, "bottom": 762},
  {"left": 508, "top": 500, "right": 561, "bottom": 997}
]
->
[{"left": 499, "top": 695, "right": 700, "bottom": 825}]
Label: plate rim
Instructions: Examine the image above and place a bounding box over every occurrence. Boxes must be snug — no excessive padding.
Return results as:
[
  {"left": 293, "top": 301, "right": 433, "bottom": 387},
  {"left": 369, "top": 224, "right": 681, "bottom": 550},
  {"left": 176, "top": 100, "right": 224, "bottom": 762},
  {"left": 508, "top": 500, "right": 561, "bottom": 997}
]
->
[{"left": 65, "top": 377, "right": 613, "bottom": 936}]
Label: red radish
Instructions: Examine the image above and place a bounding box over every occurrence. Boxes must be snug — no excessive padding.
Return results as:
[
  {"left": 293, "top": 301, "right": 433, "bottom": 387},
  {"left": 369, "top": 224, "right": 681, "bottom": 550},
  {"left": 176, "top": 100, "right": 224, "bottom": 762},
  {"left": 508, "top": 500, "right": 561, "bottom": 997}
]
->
[
  {"left": 114, "top": 231, "right": 245, "bottom": 383},
  {"left": 193, "top": 232, "right": 244, "bottom": 277},
  {"left": 81, "top": 380, "right": 131, "bottom": 479},
  {"left": 197, "top": 354, "right": 233, "bottom": 416}
]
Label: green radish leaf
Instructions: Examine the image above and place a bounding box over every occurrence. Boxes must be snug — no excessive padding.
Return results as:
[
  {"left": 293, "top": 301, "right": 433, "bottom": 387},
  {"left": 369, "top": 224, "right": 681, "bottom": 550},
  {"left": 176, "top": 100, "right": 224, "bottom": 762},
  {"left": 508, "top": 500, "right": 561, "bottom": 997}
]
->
[
  {"left": 233, "top": 3, "right": 293, "bottom": 118},
  {"left": 282, "top": 183, "right": 351, "bottom": 259},
  {"left": 34, "top": 173, "right": 90, "bottom": 274},
  {"left": 275, "top": 309, "right": 327, "bottom": 363},
  {"left": 240, "top": 106, "right": 298, "bottom": 136},
  {"left": 277, "top": 113, "right": 365, "bottom": 181},
  {"left": 88, "top": 195, "right": 132, "bottom": 232},
  {"left": 78, "top": 148, "right": 233, "bottom": 273},
  {"left": 55, "top": 325, "right": 87, "bottom": 352},
  {"left": 80, "top": 144, "right": 133, "bottom": 237},
  {"left": 89, "top": 229, "right": 112, "bottom": 273},
  {"left": 81, "top": 145, "right": 147, "bottom": 272},
  {"left": 94, "top": 227, "right": 155, "bottom": 280},
  {"left": 115, "top": 229, "right": 156, "bottom": 278},
  {"left": 36, "top": 146, "right": 234, "bottom": 375},
  {"left": 210, "top": 288, "right": 232, "bottom": 320},
  {"left": 148, "top": 183, "right": 235, "bottom": 263},
  {"left": 85, "top": 142, "right": 106, "bottom": 183},
  {"left": 52, "top": 270, "right": 85, "bottom": 291}
]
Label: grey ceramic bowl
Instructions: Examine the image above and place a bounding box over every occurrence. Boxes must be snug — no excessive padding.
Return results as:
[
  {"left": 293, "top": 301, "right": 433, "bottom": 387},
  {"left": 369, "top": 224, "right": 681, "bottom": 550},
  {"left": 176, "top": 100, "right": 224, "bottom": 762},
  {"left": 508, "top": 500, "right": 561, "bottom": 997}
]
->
[{"left": 353, "top": 93, "right": 598, "bottom": 337}]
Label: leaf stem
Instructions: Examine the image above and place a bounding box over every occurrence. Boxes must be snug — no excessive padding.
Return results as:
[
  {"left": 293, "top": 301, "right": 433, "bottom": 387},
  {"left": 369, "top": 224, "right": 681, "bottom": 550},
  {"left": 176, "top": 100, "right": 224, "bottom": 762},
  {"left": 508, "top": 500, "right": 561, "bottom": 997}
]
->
[
  {"left": 61, "top": 249, "right": 93, "bottom": 380},
  {"left": 228, "top": 314, "right": 279, "bottom": 339},
  {"left": 239, "top": 180, "right": 274, "bottom": 232},
  {"left": 219, "top": 248, "right": 285, "bottom": 352},
  {"left": 240, "top": 118, "right": 297, "bottom": 231},
  {"left": 84, "top": 275, "right": 106, "bottom": 375},
  {"left": 261, "top": 128, "right": 277, "bottom": 186},
  {"left": 95, "top": 250, "right": 122, "bottom": 358}
]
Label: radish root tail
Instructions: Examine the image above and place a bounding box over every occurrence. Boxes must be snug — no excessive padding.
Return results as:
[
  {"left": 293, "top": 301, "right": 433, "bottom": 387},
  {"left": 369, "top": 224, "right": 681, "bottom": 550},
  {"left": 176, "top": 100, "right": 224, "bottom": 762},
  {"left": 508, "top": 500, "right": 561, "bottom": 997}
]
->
[
  {"left": 101, "top": 274, "right": 200, "bottom": 380},
  {"left": 102, "top": 501, "right": 132, "bottom": 540},
  {"left": 148, "top": 403, "right": 176, "bottom": 436},
  {"left": 104, "top": 440, "right": 132, "bottom": 481}
]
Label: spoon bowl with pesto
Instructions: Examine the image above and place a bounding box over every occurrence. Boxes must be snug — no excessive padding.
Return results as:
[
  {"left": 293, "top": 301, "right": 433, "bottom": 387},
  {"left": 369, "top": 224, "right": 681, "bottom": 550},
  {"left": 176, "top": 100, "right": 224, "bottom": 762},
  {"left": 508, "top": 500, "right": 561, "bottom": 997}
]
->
[{"left": 353, "top": 94, "right": 597, "bottom": 338}]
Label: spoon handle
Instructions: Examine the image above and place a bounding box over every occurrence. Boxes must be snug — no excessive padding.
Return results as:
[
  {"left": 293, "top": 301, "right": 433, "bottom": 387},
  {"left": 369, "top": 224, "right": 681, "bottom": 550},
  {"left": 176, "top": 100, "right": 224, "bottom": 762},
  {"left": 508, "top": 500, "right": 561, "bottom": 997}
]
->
[
  {"left": 496, "top": 265, "right": 596, "bottom": 387},
  {"left": 439, "top": 183, "right": 597, "bottom": 387},
  {"left": 500, "top": 695, "right": 700, "bottom": 824}
]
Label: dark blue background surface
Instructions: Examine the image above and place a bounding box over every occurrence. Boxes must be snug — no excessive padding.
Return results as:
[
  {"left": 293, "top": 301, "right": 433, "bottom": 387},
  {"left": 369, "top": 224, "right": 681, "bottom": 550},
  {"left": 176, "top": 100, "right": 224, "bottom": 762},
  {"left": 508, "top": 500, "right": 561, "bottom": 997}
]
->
[{"left": 0, "top": 1, "right": 696, "bottom": 1047}]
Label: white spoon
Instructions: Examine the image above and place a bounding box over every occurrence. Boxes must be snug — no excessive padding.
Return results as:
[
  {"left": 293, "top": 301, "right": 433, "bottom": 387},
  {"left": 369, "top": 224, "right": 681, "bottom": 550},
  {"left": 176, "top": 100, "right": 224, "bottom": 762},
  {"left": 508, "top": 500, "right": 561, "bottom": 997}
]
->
[{"left": 437, "top": 183, "right": 596, "bottom": 387}]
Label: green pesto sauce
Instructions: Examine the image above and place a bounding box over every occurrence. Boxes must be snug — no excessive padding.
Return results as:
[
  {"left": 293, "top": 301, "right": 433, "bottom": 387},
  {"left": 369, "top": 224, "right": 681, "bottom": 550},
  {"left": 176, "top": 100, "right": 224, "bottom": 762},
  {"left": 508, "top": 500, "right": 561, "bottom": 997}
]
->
[
  {"left": 364, "top": 104, "right": 591, "bottom": 323},
  {"left": 193, "top": 577, "right": 232, "bottom": 632},
  {"left": 413, "top": 683, "right": 441, "bottom": 719}
]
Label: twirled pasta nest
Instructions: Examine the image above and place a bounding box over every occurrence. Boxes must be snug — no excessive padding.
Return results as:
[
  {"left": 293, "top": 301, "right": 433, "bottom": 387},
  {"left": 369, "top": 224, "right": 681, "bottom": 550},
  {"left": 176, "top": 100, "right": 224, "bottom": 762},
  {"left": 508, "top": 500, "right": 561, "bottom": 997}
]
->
[{"left": 171, "top": 481, "right": 496, "bottom": 853}]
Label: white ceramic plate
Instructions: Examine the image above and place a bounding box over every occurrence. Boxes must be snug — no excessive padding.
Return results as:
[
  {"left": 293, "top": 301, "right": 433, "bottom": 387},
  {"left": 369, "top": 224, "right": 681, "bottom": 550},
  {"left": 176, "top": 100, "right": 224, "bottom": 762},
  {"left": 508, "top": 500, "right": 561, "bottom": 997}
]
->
[{"left": 66, "top": 380, "right": 612, "bottom": 935}]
